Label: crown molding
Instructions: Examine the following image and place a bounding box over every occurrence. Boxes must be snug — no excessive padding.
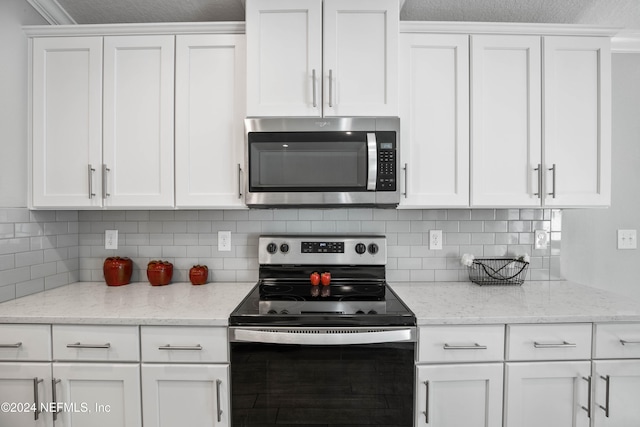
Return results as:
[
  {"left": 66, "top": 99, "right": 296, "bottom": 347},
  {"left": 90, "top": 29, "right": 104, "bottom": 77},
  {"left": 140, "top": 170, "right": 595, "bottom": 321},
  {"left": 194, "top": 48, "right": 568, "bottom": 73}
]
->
[
  {"left": 26, "top": 0, "right": 76, "bottom": 25},
  {"left": 612, "top": 30, "right": 640, "bottom": 53},
  {"left": 400, "top": 21, "right": 620, "bottom": 37},
  {"left": 23, "top": 22, "right": 246, "bottom": 37}
]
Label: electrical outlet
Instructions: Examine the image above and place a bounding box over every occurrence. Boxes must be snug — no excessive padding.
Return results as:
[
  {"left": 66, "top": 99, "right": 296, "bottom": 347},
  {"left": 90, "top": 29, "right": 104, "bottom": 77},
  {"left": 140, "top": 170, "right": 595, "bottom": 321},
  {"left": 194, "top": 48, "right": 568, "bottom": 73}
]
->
[
  {"left": 617, "top": 229, "right": 637, "bottom": 250},
  {"left": 429, "top": 230, "right": 443, "bottom": 250},
  {"left": 105, "top": 230, "right": 118, "bottom": 250},
  {"left": 534, "top": 230, "right": 549, "bottom": 250},
  {"left": 218, "top": 231, "right": 231, "bottom": 252}
]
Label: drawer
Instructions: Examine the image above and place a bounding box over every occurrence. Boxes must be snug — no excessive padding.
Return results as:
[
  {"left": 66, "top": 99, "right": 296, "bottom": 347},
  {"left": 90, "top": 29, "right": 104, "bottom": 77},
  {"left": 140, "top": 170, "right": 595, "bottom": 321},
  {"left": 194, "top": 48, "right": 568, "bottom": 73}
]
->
[
  {"left": 507, "top": 323, "right": 592, "bottom": 361},
  {"left": 594, "top": 323, "right": 640, "bottom": 359},
  {"left": 52, "top": 325, "right": 139, "bottom": 361},
  {"left": 141, "top": 326, "right": 228, "bottom": 363},
  {"left": 0, "top": 324, "right": 51, "bottom": 361},
  {"left": 417, "top": 325, "right": 505, "bottom": 363}
]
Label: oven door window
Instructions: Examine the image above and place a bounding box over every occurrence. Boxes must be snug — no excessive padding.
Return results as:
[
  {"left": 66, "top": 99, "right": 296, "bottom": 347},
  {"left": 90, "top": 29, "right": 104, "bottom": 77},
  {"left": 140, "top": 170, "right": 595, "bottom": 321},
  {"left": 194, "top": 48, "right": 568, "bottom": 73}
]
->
[
  {"left": 248, "top": 132, "right": 368, "bottom": 192},
  {"left": 231, "top": 342, "right": 414, "bottom": 426}
]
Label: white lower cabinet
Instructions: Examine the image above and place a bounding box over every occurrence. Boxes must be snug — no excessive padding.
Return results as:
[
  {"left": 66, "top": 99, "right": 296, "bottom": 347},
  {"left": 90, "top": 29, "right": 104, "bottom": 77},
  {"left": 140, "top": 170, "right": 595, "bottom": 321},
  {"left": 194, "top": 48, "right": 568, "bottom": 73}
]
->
[
  {"left": 0, "top": 363, "right": 52, "bottom": 427},
  {"left": 415, "top": 363, "right": 503, "bottom": 427},
  {"left": 141, "top": 364, "right": 229, "bottom": 427},
  {"left": 504, "top": 361, "right": 591, "bottom": 427}
]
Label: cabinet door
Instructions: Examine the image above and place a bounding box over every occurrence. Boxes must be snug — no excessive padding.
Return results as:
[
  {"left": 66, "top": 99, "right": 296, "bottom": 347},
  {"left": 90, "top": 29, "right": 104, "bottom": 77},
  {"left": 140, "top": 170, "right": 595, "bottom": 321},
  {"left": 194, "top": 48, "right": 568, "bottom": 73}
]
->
[
  {"left": 53, "top": 362, "right": 141, "bottom": 427},
  {"left": 103, "top": 35, "right": 175, "bottom": 208},
  {"left": 399, "top": 33, "right": 469, "bottom": 207},
  {"left": 592, "top": 360, "right": 640, "bottom": 426},
  {"left": 175, "top": 35, "right": 246, "bottom": 208},
  {"left": 504, "top": 361, "right": 591, "bottom": 427},
  {"left": 543, "top": 36, "right": 611, "bottom": 207},
  {"left": 141, "top": 364, "right": 229, "bottom": 427},
  {"left": 416, "top": 363, "right": 503, "bottom": 427},
  {"left": 323, "top": 0, "right": 399, "bottom": 117},
  {"left": 31, "top": 36, "right": 103, "bottom": 208},
  {"left": 246, "top": 0, "right": 322, "bottom": 117},
  {"left": 471, "top": 35, "right": 542, "bottom": 207},
  {"left": 0, "top": 363, "right": 51, "bottom": 427}
]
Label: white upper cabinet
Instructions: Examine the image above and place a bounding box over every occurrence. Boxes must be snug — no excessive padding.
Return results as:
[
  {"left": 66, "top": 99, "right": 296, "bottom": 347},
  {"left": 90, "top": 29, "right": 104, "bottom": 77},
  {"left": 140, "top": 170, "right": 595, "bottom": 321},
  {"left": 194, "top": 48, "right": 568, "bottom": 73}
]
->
[
  {"left": 103, "top": 35, "right": 175, "bottom": 208},
  {"left": 246, "top": 0, "right": 398, "bottom": 117},
  {"left": 31, "top": 36, "right": 103, "bottom": 208},
  {"left": 543, "top": 36, "right": 611, "bottom": 207},
  {"left": 399, "top": 33, "right": 469, "bottom": 207},
  {"left": 470, "top": 35, "right": 542, "bottom": 207},
  {"left": 175, "top": 34, "right": 246, "bottom": 208}
]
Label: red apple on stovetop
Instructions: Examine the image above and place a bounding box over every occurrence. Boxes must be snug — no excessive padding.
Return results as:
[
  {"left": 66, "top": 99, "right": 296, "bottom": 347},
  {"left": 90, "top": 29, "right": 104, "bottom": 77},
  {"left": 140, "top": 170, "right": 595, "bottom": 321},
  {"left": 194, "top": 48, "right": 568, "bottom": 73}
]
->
[
  {"left": 103, "top": 257, "right": 133, "bottom": 286},
  {"left": 189, "top": 265, "right": 208, "bottom": 285},
  {"left": 310, "top": 272, "right": 320, "bottom": 286},
  {"left": 321, "top": 272, "right": 331, "bottom": 286},
  {"left": 147, "top": 260, "right": 173, "bottom": 286}
]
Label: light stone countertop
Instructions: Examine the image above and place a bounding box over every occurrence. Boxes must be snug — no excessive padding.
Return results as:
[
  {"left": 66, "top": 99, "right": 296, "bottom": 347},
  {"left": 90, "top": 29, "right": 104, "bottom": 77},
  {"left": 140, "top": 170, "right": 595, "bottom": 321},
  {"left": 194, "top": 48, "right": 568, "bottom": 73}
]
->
[
  {"left": 391, "top": 281, "right": 640, "bottom": 325},
  {"left": 1, "top": 280, "right": 640, "bottom": 326},
  {"left": 0, "top": 282, "right": 255, "bottom": 326}
]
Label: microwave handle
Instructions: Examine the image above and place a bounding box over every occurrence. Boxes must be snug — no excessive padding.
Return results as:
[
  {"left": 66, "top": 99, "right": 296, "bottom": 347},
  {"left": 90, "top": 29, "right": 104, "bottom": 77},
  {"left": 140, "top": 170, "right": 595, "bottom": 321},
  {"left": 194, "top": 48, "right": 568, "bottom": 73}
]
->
[{"left": 366, "top": 133, "right": 377, "bottom": 191}]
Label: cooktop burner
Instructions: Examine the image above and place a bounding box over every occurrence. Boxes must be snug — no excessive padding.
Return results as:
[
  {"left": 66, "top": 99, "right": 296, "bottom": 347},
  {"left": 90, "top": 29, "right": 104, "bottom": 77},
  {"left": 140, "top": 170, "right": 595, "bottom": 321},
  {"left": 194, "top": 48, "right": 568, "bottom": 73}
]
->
[{"left": 228, "top": 235, "right": 415, "bottom": 327}]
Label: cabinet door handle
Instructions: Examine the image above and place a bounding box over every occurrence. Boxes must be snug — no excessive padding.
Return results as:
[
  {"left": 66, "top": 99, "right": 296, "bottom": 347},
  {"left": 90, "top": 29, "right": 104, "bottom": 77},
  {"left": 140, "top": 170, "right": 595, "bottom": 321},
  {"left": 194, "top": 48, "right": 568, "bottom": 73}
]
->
[
  {"left": 422, "top": 380, "right": 429, "bottom": 424},
  {"left": 52, "top": 378, "right": 61, "bottom": 421},
  {"left": 33, "top": 377, "right": 44, "bottom": 421},
  {"left": 237, "top": 164, "right": 243, "bottom": 199},
  {"left": 534, "top": 163, "right": 542, "bottom": 198},
  {"left": 102, "top": 164, "right": 111, "bottom": 198},
  {"left": 88, "top": 164, "right": 96, "bottom": 199},
  {"left": 581, "top": 376, "right": 591, "bottom": 418},
  {"left": 403, "top": 163, "right": 408, "bottom": 198},
  {"left": 548, "top": 163, "right": 556, "bottom": 198},
  {"left": 0, "top": 342, "right": 22, "bottom": 348},
  {"left": 620, "top": 339, "right": 640, "bottom": 345},
  {"left": 328, "top": 69, "right": 334, "bottom": 108},
  {"left": 599, "top": 375, "right": 610, "bottom": 417},
  {"left": 158, "top": 344, "right": 202, "bottom": 351},
  {"left": 216, "top": 379, "right": 223, "bottom": 423},
  {"left": 66, "top": 342, "right": 111, "bottom": 349},
  {"left": 533, "top": 341, "right": 576, "bottom": 349},
  {"left": 443, "top": 343, "right": 488, "bottom": 350},
  {"left": 312, "top": 69, "right": 317, "bottom": 108}
]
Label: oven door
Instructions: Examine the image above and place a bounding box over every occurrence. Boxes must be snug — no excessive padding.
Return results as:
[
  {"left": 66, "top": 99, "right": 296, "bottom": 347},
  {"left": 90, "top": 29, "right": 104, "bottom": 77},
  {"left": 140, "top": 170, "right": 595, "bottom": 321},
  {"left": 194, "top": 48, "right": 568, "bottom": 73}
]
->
[{"left": 229, "top": 326, "right": 415, "bottom": 426}]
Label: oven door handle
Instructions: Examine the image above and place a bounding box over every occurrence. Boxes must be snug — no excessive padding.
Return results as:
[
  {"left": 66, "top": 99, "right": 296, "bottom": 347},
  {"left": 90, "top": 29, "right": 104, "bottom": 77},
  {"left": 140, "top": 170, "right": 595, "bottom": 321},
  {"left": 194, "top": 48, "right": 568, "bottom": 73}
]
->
[
  {"left": 366, "top": 133, "right": 377, "bottom": 191},
  {"left": 230, "top": 328, "right": 415, "bottom": 345}
]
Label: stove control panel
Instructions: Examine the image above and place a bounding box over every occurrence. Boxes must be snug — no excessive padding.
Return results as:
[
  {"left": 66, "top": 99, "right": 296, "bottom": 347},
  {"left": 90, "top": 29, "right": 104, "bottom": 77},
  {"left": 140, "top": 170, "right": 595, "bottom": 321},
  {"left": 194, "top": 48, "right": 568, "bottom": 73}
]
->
[{"left": 259, "top": 235, "right": 387, "bottom": 265}]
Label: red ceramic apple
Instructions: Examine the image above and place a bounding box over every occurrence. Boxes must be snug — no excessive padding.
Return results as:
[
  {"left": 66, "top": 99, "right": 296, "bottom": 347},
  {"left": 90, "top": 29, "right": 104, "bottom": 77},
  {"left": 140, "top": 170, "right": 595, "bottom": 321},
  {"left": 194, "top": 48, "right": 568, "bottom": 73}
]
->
[
  {"left": 103, "top": 257, "right": 133, "bottom": 286},
  {"left": 321, "top": 272, "right": 331, "bottom": 286},
  {"left": 310, "top": 272, "right": 320, "bottom": 286},
  {"left": 147, "top": 260, "right": 173, "bottom": 286},
  {"left": 189, "top": 265, "right": 209, "bottom": 285}
]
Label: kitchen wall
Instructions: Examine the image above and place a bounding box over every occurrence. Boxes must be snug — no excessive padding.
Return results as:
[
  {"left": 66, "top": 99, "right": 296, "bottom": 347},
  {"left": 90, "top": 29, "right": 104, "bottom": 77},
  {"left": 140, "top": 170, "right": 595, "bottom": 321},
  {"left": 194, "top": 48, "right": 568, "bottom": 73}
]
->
[
  {"left": 77, "top": 208, "right": 561, "bottom": 284},
  {"left": 562, "top": 53, "right": 640, "bottom": 302}
]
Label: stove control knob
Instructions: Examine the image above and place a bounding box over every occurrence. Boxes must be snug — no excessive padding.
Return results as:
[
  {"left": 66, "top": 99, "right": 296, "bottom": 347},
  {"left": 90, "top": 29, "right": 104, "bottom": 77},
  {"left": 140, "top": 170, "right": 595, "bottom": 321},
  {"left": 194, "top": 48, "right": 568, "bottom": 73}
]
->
[
  {"left": 280, "top": 243, "right": 289, "bottom": 254},
  {"left": 355, "top": 243, "right": 366, "bottom": 254},
  {"left": 368, "top": 243, "right": 379, "bottom": 255},
  {"left": 267, "top": 309, "right": 278, "bottom": 315},
  {"left": 367, "top": 310, "right": 378, "bottom": 315},
  {"left": 355, "top": 310, "right": 365, "bottom": 314},
  {"left": 266, "top": 243, "right": 278, "bottom": 254},
  {"left": 280, "top": 309, "right": 289, "bottom": 315}
]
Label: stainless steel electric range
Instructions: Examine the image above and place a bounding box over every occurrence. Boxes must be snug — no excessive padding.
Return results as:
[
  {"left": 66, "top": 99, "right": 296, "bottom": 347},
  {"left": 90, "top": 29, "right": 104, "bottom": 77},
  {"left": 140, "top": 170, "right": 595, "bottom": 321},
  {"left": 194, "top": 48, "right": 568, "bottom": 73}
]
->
[{"left": 229, "top": 235, "right": 416, "bottom": 427}]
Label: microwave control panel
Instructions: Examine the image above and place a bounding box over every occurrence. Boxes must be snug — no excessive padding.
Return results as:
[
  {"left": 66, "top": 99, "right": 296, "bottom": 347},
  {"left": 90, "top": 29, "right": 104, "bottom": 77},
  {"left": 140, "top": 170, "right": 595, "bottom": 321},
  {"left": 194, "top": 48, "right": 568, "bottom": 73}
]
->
[{"left": 376, "top": 132, "right": 397, "bottom": 191}]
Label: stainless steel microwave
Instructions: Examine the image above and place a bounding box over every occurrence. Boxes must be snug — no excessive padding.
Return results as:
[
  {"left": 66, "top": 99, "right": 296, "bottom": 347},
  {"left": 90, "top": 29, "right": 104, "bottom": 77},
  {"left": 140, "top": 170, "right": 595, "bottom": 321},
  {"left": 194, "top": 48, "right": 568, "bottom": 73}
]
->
[{"left": 245, "top": 117, "right": 400, "bottom": 208}]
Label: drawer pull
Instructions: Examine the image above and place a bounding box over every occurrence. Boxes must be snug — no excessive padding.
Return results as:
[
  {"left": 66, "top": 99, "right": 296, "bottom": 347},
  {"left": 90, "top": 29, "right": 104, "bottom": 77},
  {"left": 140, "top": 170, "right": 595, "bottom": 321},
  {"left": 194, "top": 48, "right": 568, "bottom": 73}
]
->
[
  {"left": 598, "top": 375, "right": 610, "bottom": 417},
  {"left": 581, "top": 376, "right": 591, "bottom": 418},
  {"left": 216, "top": 379, "right": 223, "bottom": 422},
  {"left": 443, "top": 343, "right": 488, "bottom": 350},
  {"left": 67, "top": 342, "right": 111, "bottom": 349},
  {"left": 158, "top": 344, "right": 203, "bottom": 351},
  {"left": 0, "top": 342, "right": 22, "bottom": 348},
  {"left": 533, "top": 341, "right": 576, "bottom": 349},
  {"left": 620, "top": 339, "right": 640, "bottom": 346}
]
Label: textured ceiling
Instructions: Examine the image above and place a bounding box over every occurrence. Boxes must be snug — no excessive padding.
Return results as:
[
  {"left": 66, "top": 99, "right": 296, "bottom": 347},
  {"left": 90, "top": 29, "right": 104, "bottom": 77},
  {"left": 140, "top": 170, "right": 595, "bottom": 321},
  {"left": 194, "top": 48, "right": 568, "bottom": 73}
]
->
[{"left": 51, "top": 0, "right": 640, "bottom": 28}]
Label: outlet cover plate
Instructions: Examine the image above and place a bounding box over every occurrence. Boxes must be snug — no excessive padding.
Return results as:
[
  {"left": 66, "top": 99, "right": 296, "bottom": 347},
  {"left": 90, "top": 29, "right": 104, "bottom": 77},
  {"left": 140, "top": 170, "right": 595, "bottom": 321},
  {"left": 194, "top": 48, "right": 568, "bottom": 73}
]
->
[
  {"left": 534, "top": 230, "right": 549, "bottom": 250},
  {"left": 105, "top": 230, "right": 118, "bottom": 250},
  {"left": 617, "top": 229, "right": 637, "bottom": 250},
  {"left": 429, "top": 230, "right": 443, "bottom": 250},
  {"left": 218, "top": 231, "right": 231, "bottom": 252}
]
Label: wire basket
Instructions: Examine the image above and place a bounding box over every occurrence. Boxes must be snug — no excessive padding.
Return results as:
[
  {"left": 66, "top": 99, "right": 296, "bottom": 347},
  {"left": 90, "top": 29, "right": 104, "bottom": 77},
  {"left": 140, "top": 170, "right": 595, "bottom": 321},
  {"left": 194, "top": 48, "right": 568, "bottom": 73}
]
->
[{"left": 467, "top": 258, "right": 529, "bottom": 286}]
